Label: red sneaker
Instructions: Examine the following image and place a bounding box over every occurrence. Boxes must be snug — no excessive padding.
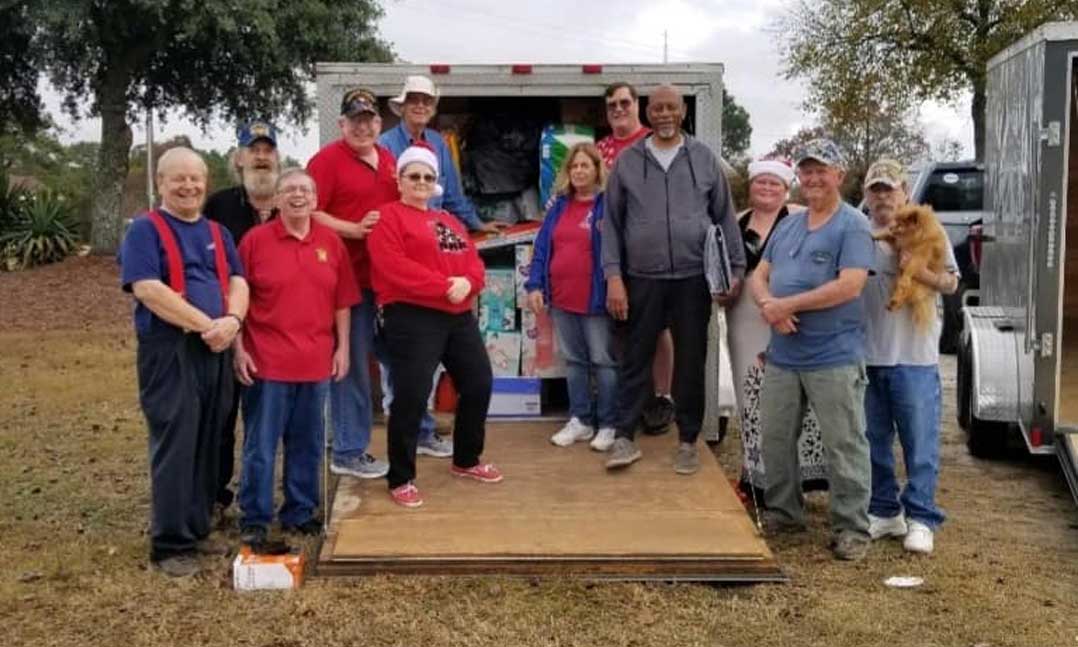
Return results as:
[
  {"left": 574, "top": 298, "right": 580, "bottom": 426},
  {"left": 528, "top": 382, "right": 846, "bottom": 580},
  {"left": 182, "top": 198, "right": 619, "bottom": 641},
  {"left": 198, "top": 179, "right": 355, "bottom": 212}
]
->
[
  {"left": 389, "top": 482, "right": 423, "bottom": 508},
  {"left": 450, "top": 462, "right": 503, "bottom": 483}
]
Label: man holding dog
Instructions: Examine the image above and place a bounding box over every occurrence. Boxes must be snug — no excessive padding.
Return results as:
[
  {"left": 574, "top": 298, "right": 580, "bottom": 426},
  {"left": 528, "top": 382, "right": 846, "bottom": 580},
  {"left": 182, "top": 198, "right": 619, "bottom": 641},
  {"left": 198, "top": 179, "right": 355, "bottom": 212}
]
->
[
  {"left": 750, "top": 138, "right": 874, "bottom": 561},
  {"left": 862, "top": 159, "right": 958, "bottom": 555}
]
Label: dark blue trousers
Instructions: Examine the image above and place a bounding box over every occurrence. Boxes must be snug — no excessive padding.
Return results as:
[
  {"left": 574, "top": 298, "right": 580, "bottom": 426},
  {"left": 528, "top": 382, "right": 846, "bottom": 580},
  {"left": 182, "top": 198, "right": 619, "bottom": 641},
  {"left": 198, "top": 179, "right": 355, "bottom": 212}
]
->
[{"left": 137, "top": 332, "right": 233, "bottom": 561}]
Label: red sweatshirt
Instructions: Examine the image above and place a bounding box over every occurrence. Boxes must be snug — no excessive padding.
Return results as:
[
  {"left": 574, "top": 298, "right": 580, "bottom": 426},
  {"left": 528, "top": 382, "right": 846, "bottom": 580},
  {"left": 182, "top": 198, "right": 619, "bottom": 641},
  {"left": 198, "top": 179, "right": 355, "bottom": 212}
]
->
[{"left": 368, "top": 201, "right": 486, "bottom": 313}]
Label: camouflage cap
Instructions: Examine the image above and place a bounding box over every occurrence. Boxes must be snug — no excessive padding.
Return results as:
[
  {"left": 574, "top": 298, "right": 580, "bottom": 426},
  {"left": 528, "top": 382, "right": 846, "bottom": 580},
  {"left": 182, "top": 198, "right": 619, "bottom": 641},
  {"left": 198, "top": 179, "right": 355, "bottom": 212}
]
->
[
  {"left": 794, "top": 138, "right": 846, "bottom": 169},
  {"left": 864, "top": 158, "right": 908, "bottom": 189},
  {"left": 340, "top": 88, "right": 379, "bottom": 117}
]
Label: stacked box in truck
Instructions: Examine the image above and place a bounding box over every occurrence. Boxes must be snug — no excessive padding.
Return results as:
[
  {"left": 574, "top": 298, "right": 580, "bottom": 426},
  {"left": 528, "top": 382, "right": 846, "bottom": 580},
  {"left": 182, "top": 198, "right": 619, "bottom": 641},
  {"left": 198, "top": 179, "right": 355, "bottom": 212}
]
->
[
  {"left": 959, "top": 22, "right": 1078, "bottom": 503},
  {"left": 314, "top": 63, "right": 736, "bottom": 428}
]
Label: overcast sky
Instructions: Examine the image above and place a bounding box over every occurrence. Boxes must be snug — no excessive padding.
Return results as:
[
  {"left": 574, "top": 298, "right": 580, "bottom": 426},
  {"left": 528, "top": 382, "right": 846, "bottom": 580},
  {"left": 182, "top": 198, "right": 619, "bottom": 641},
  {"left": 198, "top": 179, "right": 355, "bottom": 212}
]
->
[{"left": 45, "top": 0, "right": 974, "bottom": 163}]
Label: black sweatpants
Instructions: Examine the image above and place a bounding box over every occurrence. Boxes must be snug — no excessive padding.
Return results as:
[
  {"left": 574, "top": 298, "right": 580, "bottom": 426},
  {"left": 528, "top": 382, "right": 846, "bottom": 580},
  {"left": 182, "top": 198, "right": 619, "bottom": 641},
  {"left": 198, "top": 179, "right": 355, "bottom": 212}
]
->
[
  {"left": 137, "top": 331, "right": 234, "bottom": 561},
  {"left": 215, "top": 383, "right": 241, "bottom": 507},
  {"left": 382, "top": 304, "right": 492, "bottom": 489},
  {"left": 614, "top": 274, "right": 712, "bottom": 443}
]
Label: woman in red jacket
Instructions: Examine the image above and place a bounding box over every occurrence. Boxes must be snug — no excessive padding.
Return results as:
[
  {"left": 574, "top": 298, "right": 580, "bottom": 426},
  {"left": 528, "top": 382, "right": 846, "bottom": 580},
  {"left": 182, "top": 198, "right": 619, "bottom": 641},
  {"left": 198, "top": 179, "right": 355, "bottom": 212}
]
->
[{"left": 368, "top": 145, "right": 503, "bottom": 508}]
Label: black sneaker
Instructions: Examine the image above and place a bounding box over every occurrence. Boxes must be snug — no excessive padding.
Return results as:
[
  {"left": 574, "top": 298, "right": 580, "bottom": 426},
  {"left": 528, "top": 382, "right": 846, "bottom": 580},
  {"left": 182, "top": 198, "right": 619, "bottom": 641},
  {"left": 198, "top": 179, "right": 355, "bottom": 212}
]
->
[
  {"left": 641, "top": 395, "right": 675, "bottom": 435},
  {"left": 282, "top": 519, "right": 322, "bottom": 536}
]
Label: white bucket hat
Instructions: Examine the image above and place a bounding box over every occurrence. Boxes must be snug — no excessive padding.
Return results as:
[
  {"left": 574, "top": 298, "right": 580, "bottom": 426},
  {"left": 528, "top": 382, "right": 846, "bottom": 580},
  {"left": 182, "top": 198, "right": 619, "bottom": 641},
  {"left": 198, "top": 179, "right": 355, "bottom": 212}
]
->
[{"left": 389, "top": 75, "right": 439, "bottom": 116}]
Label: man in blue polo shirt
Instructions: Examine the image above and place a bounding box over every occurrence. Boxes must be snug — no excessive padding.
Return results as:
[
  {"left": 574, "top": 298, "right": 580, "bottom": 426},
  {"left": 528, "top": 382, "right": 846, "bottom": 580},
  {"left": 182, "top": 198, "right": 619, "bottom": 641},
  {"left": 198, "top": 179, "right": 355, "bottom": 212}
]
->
[
  {"left": 119, "top": 147, "right": 249, "bottom": 577},
  {"left": 750, "top": 138, "right": 874, "bottom": 561}
]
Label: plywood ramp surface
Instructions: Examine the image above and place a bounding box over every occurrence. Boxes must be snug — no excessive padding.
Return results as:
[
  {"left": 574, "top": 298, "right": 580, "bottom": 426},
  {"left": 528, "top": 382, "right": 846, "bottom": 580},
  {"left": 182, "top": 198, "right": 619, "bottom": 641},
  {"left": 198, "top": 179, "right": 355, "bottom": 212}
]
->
[{"left": 318, "top": 422, "right": 782, "bottom": 581}]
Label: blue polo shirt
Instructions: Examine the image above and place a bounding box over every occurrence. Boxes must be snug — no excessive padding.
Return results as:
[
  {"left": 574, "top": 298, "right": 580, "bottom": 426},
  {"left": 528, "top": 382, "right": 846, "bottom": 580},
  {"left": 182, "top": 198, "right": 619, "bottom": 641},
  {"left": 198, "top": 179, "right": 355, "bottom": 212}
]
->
[
  {"left": 119, "top": 209, "right": 244, "bottom": 338},
  {"left": 379, "top": 123, "right": 483, "bottom": 230},
  {"left": 763, "top": 202, "right": 874, "bottom": 370}
]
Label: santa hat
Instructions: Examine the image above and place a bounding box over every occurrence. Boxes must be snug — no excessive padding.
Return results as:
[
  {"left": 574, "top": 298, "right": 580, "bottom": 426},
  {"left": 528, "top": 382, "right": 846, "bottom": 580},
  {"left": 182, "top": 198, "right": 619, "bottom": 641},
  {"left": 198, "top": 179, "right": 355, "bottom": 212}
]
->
[
  {"left": 396, "top": 144, "right": 443, "bottom": 197},
  {"left": 748, "top": 157, "right": 795, "bottom": 186}
]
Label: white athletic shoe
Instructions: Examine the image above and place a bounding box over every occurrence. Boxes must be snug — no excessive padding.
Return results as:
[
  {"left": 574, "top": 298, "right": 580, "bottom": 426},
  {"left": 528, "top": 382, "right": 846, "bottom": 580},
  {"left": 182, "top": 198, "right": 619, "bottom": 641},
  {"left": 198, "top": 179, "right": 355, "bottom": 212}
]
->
[
  {"left": 550, "top": 417, "right": 595, "bottom": 447},
  {"left": 868, "top": 513, "right": 908, "bottom": 540},
  {"left": 903, "top": 520, "right": 934, "bottom": 554},
  {"left": 590, "top": 427, "right": 616, "bottom": 452}
]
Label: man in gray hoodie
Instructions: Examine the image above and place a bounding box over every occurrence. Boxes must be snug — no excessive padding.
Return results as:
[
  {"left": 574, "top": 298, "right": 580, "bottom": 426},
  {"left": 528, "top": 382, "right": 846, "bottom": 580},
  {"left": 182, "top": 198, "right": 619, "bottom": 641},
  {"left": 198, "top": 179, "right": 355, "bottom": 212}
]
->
[{"left": 602, "top": 84, "right": 745, "bottom": 474}]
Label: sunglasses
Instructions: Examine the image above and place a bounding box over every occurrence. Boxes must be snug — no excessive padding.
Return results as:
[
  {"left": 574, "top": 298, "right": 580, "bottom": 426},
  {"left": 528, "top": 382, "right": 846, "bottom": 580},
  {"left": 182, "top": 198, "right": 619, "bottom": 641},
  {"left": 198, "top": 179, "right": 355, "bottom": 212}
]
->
[
  {"left": 404, "top": 172, "right": 437, "bottom": 183},
  {"left": 606, "top": 98, "right": 633, "bottom": 111}
]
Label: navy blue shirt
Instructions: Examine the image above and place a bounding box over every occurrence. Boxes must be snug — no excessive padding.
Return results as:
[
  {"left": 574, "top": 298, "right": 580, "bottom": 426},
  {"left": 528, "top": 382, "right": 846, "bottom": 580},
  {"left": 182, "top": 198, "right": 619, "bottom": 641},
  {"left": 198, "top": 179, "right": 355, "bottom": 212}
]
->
[
  {"left": 119, "top": 209, "right": 244, "bottom": 338},
  {"left": 763, "top": 202, "right": 874, "bottom": 370}
]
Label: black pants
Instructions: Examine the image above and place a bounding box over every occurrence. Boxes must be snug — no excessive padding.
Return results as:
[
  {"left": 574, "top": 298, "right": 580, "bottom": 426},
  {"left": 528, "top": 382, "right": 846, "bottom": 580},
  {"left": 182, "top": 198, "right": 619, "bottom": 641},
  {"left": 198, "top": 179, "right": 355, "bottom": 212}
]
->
[
  {"left": 215, "top": 383, "right": 241, "bottom": 507},
  {"left": 137, "top": 331, "right": 233, "bottom": 561},
  {"left": 615, "top": 275, "right": 712, "bottom": 443},
  {"left": 382, "top": 304, "right": 492, "bottom": 489}
]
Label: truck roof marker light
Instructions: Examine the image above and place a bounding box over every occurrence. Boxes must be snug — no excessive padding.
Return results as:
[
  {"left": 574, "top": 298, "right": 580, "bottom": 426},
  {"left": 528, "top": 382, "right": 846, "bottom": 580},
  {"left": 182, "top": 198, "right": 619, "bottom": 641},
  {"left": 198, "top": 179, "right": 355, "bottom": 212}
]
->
[
  {"left": 511, "top": 64, "right": 533, "bottom": 74},
  {"left": 430, "top": 64, "right": 450, "bottom": 74},
  {"left": 582, "top": 64, "right": 603, "bottom": 74},
  {"left": 1030, "top": 426, "right": 1043, "bottom": 447}
]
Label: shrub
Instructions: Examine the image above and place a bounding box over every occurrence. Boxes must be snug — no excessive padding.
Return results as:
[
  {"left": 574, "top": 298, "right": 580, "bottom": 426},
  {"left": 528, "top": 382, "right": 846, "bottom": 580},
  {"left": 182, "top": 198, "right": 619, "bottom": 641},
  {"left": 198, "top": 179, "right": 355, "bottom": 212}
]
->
[
  {"left": 0, "top": 167, "right": 32, "bottom": 236},
  {"left": 0, "top": 190, "right": 79, "bottom": 270}
]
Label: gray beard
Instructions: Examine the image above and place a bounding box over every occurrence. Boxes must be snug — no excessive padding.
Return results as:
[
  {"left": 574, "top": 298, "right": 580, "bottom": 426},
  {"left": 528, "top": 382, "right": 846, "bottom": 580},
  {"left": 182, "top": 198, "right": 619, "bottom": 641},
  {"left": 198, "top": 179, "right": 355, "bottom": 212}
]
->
[{"left": 243, "top": 168, "right": 278, "bottom": 200}]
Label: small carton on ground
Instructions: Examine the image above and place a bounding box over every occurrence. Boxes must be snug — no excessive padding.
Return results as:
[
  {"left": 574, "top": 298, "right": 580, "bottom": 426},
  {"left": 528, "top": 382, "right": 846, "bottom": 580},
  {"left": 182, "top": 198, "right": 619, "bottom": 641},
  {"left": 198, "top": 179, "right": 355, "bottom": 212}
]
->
[
  {"left": 488, "top": 376, "right": 541, "bottom": 417},
  {"left": 232, "top": 546, "right": 305, "bottom": 591}
]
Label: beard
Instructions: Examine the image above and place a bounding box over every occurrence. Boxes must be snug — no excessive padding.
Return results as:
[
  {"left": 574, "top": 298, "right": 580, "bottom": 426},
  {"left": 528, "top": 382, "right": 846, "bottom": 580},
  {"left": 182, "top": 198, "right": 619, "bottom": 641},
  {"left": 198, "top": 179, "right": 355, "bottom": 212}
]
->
[{"left": 243, "top": 167, "right": 278, "bottom": 200}]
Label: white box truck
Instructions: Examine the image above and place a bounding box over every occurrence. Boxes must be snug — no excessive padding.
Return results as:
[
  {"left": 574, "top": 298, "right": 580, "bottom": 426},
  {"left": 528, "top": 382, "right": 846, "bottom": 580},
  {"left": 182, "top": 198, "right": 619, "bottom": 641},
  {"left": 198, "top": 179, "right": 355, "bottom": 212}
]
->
[{"left": 313, "top": 62, "right": 735, "bottom": 434}]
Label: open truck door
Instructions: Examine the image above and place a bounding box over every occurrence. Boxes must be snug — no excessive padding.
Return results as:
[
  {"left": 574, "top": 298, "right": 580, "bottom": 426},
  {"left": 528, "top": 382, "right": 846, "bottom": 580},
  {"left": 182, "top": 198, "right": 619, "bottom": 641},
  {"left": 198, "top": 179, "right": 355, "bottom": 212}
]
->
[{"left": 960, "top": 22, "right": 1078, "bottom": 505}]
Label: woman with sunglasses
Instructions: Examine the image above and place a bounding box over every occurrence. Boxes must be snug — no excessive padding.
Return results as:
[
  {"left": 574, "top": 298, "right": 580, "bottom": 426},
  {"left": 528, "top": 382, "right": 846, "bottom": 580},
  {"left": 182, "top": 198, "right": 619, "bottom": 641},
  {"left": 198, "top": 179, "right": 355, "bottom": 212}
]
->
[
  {"left": 367, "top": 145, "right": 503, "bottom": 509},
  {"left": 727, "top": 158, "right": 829, "bottom": 503},
  {"left": 525, "top": 142, "right": 618, "bottom": 451}
]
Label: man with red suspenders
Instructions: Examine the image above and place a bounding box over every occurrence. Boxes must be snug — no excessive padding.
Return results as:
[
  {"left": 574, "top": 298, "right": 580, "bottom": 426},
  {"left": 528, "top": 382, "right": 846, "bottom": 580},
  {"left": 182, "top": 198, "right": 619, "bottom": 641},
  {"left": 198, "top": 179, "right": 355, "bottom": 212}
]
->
[{"left": 119, "top": 147, "right": 249, "bottom": 577}]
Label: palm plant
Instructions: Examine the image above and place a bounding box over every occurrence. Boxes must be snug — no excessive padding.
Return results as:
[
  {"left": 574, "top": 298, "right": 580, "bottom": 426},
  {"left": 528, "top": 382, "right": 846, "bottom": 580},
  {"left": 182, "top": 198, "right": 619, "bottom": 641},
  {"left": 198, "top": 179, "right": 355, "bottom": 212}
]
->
[{"left": 0, "top": 190, "right": 79, "bottom": 269}]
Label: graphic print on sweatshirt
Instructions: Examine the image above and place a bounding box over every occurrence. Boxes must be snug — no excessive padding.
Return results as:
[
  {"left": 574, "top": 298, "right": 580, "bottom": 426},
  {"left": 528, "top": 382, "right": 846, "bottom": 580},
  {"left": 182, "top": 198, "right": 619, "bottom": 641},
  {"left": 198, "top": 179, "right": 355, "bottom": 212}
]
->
[{"left": 432, "top": 220, "right": 469, "bottom": 253}]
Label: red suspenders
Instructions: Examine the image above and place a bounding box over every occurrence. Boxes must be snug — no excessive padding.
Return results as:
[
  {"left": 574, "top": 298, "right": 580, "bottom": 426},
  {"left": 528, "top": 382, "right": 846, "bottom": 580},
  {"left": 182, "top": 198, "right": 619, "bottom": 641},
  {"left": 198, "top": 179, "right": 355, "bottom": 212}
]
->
[{"left": 146, "top": 210, "right": 231, "bottom": 313}]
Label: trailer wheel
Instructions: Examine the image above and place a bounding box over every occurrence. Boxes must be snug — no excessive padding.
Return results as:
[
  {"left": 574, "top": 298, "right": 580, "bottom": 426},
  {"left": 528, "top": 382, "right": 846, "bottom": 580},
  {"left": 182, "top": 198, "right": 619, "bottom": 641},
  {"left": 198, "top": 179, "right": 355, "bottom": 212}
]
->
[
  {"left": 956, "top": 337, "right": 972, "bottom": 431},
  {"left": 958, "top": 335, "right": 1010, "bottom": 458}
]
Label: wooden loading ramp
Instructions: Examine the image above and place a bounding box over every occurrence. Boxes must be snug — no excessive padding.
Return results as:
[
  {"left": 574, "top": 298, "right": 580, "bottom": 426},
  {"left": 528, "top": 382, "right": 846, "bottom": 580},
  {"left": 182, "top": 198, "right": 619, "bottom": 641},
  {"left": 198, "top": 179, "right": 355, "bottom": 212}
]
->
[{"left": 317, "top": 422, "right": 784, "bottom": 582}]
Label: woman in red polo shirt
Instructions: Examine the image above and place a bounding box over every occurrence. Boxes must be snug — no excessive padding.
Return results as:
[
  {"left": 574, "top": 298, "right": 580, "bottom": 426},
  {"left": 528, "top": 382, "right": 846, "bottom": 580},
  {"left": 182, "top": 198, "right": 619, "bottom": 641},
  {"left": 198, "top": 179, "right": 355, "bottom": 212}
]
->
[
  {"left": 368, "top": 145, "right": 503, "bottom": 509},
  {"left": 524, "top": 143, "right": 618, "bottom": 451},
  {"left": 233, "top": 168, "right": 360, "bottom": 544}
]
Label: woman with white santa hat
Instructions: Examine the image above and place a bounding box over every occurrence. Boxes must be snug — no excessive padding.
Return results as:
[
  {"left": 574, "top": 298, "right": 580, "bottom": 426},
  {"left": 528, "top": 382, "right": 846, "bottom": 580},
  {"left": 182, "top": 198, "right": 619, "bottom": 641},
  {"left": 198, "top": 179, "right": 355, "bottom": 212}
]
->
[
  {"left": 727, "top": 157, "right": 829, "bottom": 505},
  {"left": 367, "top": 144, "right": 503, "bottom": 509}
]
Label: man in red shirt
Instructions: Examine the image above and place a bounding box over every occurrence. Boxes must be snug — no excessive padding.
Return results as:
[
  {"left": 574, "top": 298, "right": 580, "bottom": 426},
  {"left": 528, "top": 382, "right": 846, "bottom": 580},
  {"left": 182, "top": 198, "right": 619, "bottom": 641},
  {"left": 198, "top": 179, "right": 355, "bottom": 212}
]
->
[
  {"left": 307, "top": 88, "right": 399, "bottom": 480},
  {"left": 234, "top": 168, "right": 359, "bottom": 545},
  {"left": 596, "top": 82, "right": 675, "bottom": 435}
]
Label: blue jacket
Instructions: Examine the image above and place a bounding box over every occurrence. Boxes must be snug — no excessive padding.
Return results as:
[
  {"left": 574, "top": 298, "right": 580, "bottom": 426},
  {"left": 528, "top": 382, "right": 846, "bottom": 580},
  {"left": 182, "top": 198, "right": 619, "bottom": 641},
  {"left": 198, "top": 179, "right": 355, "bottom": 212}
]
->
[
  {"left": 379, "top": 123, "right": 483, "bottom": 230},
  {"left": 524, "top": 193, "right": 608, "bottom": 315}
]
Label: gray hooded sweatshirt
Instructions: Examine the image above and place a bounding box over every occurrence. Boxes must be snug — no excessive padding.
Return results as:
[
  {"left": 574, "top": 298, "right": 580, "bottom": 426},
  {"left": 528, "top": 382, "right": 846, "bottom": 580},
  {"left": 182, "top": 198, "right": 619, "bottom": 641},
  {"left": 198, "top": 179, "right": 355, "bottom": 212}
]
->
[{"left": 602, "top": 134, "right": 746, "bottom": 281}]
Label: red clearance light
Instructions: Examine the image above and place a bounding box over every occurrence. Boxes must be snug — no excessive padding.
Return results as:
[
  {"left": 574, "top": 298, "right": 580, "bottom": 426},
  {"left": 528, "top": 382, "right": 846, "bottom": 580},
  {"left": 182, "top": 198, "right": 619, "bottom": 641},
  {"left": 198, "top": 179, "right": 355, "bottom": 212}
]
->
[
  {"left": 429, "top": 64, "right": 450, "bottom": 74},
  {"left": 1030, "top": 426, "right": 1043, "bottom": 447},
  {"left": 582, "top": 64, "right": 603, "bottom": 74},
  {"left": 511, "top": 64, "right": 533, "bottom": 74}
]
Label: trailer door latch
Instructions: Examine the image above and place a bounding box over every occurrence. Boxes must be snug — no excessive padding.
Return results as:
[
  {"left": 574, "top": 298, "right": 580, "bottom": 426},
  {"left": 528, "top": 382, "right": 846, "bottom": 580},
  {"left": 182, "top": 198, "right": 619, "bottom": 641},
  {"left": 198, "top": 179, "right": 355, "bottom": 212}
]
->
[
  {"left": 1040, "top": 332, "right": 1054, "bottom": 358},
  {"left": 1040, "top": 121, "right": 1061, "bottom": 147}
]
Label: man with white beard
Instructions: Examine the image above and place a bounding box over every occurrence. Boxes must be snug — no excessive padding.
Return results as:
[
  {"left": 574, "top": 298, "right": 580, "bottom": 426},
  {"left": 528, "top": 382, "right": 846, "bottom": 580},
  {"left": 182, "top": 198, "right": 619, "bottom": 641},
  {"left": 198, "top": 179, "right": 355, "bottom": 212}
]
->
[{"left": 204, "top": 121, "right": 281, "bottom": 520}]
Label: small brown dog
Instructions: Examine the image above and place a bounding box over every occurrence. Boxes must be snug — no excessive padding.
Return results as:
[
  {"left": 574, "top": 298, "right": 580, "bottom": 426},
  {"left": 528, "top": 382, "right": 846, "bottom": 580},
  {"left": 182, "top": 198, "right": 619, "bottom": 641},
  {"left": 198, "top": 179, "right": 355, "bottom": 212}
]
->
[{"left": 872, "top": 204, "right": 949, "bottom": 329}]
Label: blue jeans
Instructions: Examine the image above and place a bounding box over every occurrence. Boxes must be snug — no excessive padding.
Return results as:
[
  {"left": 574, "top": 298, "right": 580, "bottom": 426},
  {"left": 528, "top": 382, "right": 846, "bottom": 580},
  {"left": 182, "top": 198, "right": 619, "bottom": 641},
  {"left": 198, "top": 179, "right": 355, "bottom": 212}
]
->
[
  {"left": 865, "top": 365, "right": 946, "bottom": 529},
  {"left": 239, "top": 379, "right": 328, "bottom": 528},
  {"left": 330, "top": 293, "right": 377, "bottom": 462},
  {"left": 550, "top": 308, "right": 619, "bottom": 428},
  {"left": 379, "top": 362, "right": 437, "bottom": 442}
]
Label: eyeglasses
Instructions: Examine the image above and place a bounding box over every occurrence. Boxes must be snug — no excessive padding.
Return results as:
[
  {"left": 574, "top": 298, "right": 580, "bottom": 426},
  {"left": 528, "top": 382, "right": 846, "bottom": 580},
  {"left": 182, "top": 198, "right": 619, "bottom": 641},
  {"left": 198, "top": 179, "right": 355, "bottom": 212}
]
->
[
  {"left": 278, "top": 185, "right": 314, "bottom": 195},
  {"left": 606, "top": 98, "right": 633, "bottom": 111},
  {"left": 404, "top": 172, "right": 437, "bottom": 183}
]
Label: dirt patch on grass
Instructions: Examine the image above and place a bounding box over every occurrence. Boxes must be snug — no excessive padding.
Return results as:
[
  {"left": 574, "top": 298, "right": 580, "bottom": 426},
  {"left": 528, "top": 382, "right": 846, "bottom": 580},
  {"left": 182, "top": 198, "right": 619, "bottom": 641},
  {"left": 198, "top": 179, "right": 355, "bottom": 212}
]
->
[
  {"left": 2, "top": 259, "right": 1077, "bottom": 646},
  {"left": 0, "top": 255, "right": 129, "bottom": 332}
]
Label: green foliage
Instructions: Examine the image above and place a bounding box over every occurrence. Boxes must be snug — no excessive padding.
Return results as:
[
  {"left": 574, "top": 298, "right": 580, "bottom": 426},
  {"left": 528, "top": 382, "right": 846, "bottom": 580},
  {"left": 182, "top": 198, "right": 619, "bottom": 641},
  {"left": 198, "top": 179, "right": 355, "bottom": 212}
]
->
[
  {"left": 775, "top": 0, "right": 1078, "bottom": 159},
  {"left": 0, "top": 167, "right": 32, "bottom": 234},
  {"left": 722, "top": 89, "right": 752, "bottom": 162},
  {"left": 0, "top": 2, "right": 44, "bottom": 134},
  {"left": 0, "top": 191, "right": 79, "bottom": 270}
]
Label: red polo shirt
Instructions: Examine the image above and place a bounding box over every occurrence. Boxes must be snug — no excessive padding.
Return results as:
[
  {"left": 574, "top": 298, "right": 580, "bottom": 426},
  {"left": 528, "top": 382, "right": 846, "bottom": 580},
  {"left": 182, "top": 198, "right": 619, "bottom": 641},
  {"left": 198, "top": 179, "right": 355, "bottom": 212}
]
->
[
  {"left": 238, "top": 218, "right": 360, "bottom": 382},
  {"left": 367, "top": 201, "right": 486, "bottom": 314},
  {"left": 307, "top": 140, "right": 399, "bottom": 289}
]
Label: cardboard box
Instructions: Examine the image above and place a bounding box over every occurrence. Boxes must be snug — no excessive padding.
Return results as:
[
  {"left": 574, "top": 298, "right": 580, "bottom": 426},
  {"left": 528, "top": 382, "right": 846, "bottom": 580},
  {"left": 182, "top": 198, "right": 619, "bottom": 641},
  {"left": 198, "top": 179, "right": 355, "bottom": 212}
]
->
[
  {"left": 232, "top": 546, "right": 305, "bottom": 591},
  {"left": 514, "top": 244, "right": 533, "bottom": 304},
  {"left": 520, "top": 308, "right": 567, "bottom": 378},
  {"left": 488, "top": 377, "right": 541, "bottom": 417},
  {"left": 479, "top": 268, "right": 517, "bottom": 332},
  {"left": 485, "top": 330, "right": 521, "bottom": 377}
]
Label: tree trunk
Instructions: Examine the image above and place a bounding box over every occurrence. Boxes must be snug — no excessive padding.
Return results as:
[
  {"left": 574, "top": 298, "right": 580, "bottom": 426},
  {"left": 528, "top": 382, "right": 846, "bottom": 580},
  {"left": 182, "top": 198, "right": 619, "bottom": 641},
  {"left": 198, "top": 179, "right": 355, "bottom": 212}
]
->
[
  {"left": 971, "top": 75, "right": 987, "bottom": 162},
  {"left": 90, "top": 71, "right": 132, "bottom": 253}
]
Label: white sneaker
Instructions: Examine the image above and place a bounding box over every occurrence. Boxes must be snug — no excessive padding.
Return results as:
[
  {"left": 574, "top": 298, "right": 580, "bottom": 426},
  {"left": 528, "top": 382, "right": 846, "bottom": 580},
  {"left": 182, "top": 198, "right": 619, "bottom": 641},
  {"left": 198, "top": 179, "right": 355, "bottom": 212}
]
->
[
  {"left": 590, "top": 427, "right": 616, "bottom": 452},
  {"left": 550, "top": 417, "right": 594, "bottom": 447},
  {"left": 903, "top": 520, "right": 934, "bottom": 554},
  {"left": 868, "top": 513, "right": 908, "bottom": 540}
]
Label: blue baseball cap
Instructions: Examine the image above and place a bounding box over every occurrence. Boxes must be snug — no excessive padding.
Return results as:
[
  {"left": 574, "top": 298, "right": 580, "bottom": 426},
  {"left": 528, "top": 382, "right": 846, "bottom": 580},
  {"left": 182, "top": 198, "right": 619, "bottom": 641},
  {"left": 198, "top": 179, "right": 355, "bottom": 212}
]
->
[{"left": 237, "top": 121, "right": 278, "bottom": 147}]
